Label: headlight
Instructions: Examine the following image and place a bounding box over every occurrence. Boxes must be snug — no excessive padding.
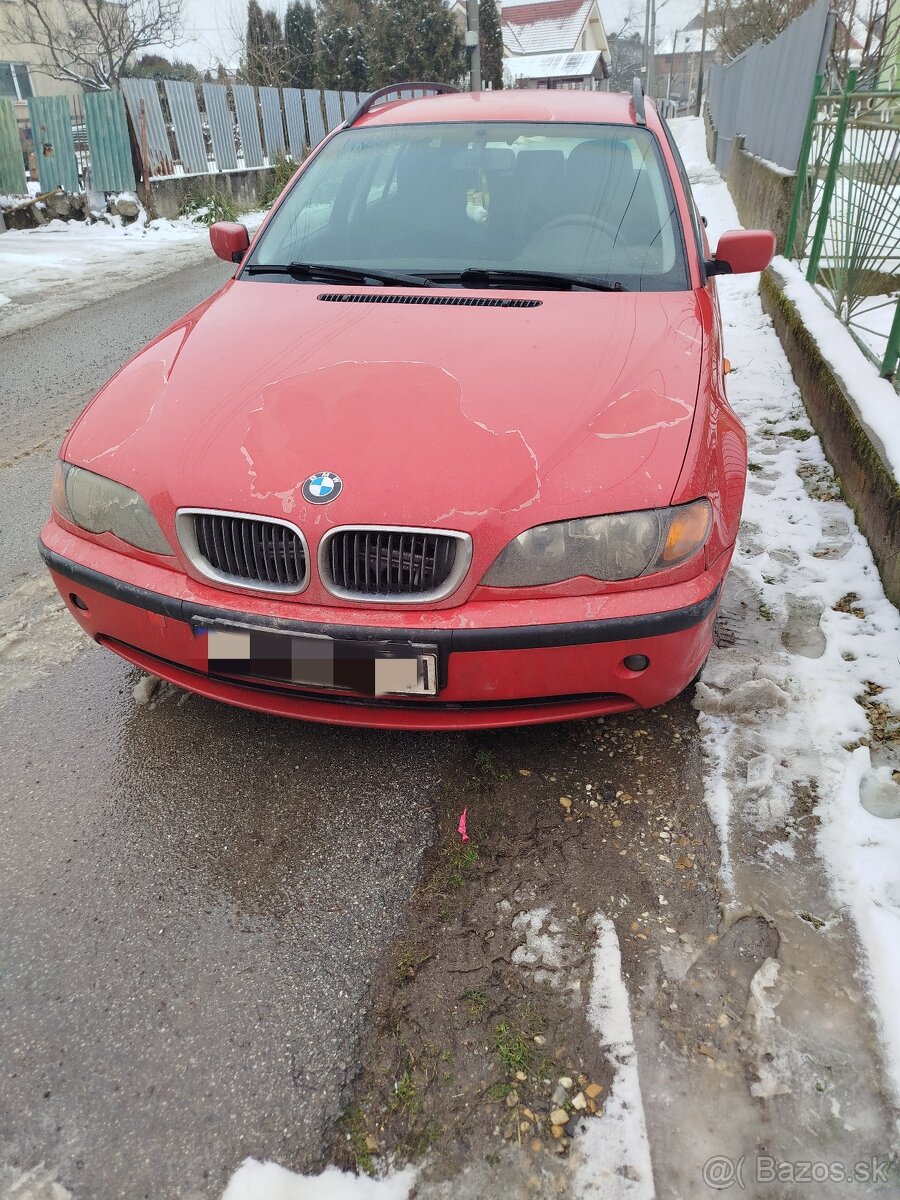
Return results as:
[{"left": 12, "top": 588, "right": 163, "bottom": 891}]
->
[
  {"left": 482, "top": 500, "right": 712, "bottom": 587},
  {"left": 52, "top": 461, "right": 173, "bottom": 556}
]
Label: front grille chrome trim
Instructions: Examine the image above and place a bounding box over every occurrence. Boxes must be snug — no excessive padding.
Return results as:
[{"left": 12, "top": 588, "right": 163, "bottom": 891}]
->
[
  {"left": 175, "top": 508, "right": 310, "bottom": 594},
  {"left": 318, "top": 525, "right": 472, "bottom": 604}
]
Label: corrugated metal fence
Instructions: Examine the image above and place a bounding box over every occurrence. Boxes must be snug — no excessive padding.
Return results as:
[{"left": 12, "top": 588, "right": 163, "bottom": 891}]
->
[
  {"left": 83, "top": 90, "right": 135, "bottom": 192},
  {"left": 0, "top": 82, "right": 373, "bottom": 198},
  {"left": 706, "top": 0, "right": 834, "bottom": 173}
]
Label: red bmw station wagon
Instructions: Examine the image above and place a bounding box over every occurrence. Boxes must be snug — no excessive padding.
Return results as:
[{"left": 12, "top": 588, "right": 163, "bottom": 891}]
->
[{"left": 42, "top": 83, "right": 774, "bottom": 729}]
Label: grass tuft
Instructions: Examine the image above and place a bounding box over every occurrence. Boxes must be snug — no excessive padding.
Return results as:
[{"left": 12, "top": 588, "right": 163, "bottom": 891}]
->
[{"left": 180, "top": 189, "right": 238, "bottom": 225}]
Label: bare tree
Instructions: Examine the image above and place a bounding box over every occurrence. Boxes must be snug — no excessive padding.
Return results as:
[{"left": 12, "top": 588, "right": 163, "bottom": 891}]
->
[
  {"left": 7, "top": 0, "right": 185, "bottom": 91},
  {"left": 712, "top": 0, "right": 890, "bottom": 84},
  {"left": 607, "top": 32, "right": 645, "bottom": 90}
]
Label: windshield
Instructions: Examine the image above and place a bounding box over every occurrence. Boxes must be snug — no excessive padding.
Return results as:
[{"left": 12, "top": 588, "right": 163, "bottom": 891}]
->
[{"left": 246, "top": 121, "right": 690, "bottom": 292}]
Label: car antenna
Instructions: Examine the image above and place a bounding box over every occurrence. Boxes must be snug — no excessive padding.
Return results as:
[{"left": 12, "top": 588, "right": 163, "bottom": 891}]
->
[
  {"left": 344, "top": 83, "right": 459, "bottom": 129},
  {"left": 632, "top": 77, "right": 646, "bottom": 126}
]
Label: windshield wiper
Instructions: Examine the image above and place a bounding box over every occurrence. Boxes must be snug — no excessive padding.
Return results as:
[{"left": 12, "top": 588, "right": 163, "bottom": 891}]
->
[
  {"left": 244, "top": 262, "right": 434, "bottom": 288},
  {"left": 437, "top": 268, "right": 626, "bottom": 293}
]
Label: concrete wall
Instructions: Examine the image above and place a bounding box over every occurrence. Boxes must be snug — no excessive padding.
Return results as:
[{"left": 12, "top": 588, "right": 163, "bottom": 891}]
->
[
  {"left": 725, "top": 135, "right": 796, "bottom": 252},
  {"left": 760, "top": 268, "right": 900, "bottom": 608},
  {"left": 703, "top": 107, "right": 797, "bottom": 252},
  {"left": 704, "top": 105, "right": 717, "bottom": 162},
  {"left": 149, "top": 166, "right": 277, "bottom": 220}
]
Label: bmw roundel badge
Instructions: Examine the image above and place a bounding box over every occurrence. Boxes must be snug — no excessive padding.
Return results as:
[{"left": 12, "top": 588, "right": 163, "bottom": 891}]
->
[{"left": 302, "top": 470, "right": 343, "bottom": 505}]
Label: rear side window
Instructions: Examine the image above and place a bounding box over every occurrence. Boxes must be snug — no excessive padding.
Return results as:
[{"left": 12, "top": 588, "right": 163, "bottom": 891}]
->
[{"left": 250, "top": 121, "right": 690, "bottom": 292}]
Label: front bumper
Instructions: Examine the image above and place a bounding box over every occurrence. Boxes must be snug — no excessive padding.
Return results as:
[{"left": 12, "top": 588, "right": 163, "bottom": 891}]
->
[{"left": 41, "top": 522, "right": 726, "bottom": 730}]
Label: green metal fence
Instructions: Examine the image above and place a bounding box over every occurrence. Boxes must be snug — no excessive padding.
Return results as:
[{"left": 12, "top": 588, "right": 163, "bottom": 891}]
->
[
  {"left": 0, "top": 98, "right": 26, "bottom": 195},
  {"left": 786, "top": 73, "right": 900, "bottom": 384},
  {"left": 83, "top": 90, "right": 135, "bottom": 193},
  {"left": 28, "top": 95, "right": 79, "bottom": 194}
]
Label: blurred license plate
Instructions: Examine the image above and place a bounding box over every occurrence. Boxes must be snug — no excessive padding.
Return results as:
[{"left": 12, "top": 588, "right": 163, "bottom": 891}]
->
[{"left": 194, "top": 622, "right": 438, "bottom": 697}]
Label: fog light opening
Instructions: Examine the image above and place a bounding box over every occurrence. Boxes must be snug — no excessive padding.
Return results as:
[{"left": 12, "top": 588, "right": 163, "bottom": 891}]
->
[
  {"left": 69, "top": 592, "right": 89, "bottom": 611},
  {"left": 623, "top": 654, "right": 649, "bottom": 673}
]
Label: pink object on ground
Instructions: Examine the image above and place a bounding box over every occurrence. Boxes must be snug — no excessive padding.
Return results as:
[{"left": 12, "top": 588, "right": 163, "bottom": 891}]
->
[{"left": 458, "top": 808, "right": 469, "bottom": 842}]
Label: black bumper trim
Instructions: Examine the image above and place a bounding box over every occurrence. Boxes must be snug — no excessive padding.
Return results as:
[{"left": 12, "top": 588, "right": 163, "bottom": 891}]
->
[{"left": 40, "top": 540, "right": 720, "bottom": 653}]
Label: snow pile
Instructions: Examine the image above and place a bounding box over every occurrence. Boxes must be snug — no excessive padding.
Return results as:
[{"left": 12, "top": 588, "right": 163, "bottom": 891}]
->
[
  {"left": 570, "top": 914, "right": 655, "bottom": 1200},
  {"left": 773, "top": 256, "right": 900, "bottom": 485},
  {"left": 671, "top": 115, "right": 900, "bottom": 1105},
  {"left": 222, "top": 1160, "right": 417, "bottom": 1200}
]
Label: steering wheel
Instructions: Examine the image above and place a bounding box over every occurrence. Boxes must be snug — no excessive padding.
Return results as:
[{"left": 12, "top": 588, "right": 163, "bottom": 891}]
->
[{"left": 533, "top": 213, "right": 620, "bottom": 240}]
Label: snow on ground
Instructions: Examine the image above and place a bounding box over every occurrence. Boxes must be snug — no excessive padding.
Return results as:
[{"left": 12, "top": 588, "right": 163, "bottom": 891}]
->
[
  {"left": 0, "top": 208, "right": 266, "bottom": 338},
  {"left": 671, "top": 115, "right": 900, "bottom": 1105},
  {"left": 570, "top": 915, "right": 655, "bottom": 1200},
  {"left": 222, "top": 1160, "right": 417, "bottom": 1200}
]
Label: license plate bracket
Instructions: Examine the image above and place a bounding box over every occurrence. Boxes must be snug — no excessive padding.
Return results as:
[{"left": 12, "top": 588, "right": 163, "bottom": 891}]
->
[{"left": 191, "top": 618, "right": 439, "bottom": 697}]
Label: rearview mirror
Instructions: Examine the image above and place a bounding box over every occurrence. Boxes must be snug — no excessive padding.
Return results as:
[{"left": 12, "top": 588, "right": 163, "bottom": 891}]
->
[
  {"left": 706, "top": 229, "right": 775, "bottom": 277},
  {"left": 210, "top": 221, "right": 250, "bottom": 264}
]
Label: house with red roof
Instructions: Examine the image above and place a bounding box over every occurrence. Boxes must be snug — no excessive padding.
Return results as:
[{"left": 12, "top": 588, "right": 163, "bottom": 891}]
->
[
  {"left": 501, "top": 0, "right": 608, "bottom": 56},
  {"left": 447, "top": 0, "right": 611, "bottom": 88},
  {"left": 501, "top": 0, "right": 610, "bottom": 86}
]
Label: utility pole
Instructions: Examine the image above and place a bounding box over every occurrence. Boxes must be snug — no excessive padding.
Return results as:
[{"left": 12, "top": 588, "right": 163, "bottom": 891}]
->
[
  {"left": 694, "top": 0, "right": 710, "bottom": 116},
  {"left": 668, "top": 29, "right": 679, "bottom": 97},
  {"left": 642, "top": 0, "right": 652, "bottom": 81},
  {"left": 466, "top": 0, "right": 482, "bottom": 92},
  {"left": 648, "top": 0, "right": 657, "bottom": 94},
  {"left": 880, "top": 0, "right": 900, "bottom": 89}
]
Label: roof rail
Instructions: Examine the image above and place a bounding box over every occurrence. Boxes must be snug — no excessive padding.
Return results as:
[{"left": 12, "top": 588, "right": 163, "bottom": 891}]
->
[
  {"left": 344, "top": 82, "right": 459, "bottom": 128},
  {"left": 632, "top": 76, "right": 646, "bottom": 126}
]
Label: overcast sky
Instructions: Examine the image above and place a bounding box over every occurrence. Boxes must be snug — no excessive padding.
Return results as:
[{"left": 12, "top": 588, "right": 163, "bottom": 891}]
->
[{"left": 158, "top": 0, "right": 249, "bottom": 69}]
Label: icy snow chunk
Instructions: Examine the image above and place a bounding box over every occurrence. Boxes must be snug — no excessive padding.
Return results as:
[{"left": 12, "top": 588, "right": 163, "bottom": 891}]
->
[
  {"left": 746, "top": 755, "right": 775, "bottom": 792},
  {"left": 859, "top": 766, "right": 900, "bottom": 819},
  {"left": 694, "top": 678, "right": 790, "bottom": 715},
  {"left": 0, "top": 1164, "right": 72, "bottom": 1200},
  {"left": 133, "top": 674, "right": 160, "bottom": 706},
  {"left": 747, "top": 959, "right": 792, "bottom": 1098},
  {"left": 750, "top": 1070, "right": 792, "bottom": 1099}
]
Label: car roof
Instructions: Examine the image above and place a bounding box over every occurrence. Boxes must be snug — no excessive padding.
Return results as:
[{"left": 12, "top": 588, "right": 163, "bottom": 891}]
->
[{"left": 353, "top": 88, "right": 663, "bottom": 135}]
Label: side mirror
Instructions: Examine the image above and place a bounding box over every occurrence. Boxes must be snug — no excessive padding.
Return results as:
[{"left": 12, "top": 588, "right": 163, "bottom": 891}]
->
[
  {"left": 210, "top": 221, "right": 250, "bottom": 264},
  {"left": 705, "top": 229, "right": 775, "bottom": 277}
]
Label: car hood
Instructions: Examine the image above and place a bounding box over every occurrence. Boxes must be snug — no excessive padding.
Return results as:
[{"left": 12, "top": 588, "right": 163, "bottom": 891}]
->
[{"left": 67, "top": 280, "right": 705, "bottom": 534}]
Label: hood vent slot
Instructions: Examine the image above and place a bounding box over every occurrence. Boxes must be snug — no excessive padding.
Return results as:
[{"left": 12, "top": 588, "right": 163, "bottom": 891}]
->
[{"left": 317, "top": 293, "right": 541, "bottom": 308}]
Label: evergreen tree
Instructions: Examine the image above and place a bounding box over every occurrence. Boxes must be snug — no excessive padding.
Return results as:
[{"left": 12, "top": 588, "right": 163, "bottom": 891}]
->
[
  {"left": 246, "top": 0, "right": 267, "bottom": 68},
  {"left": 285, "top": 0, "right": 318, "bottom": 88},
  {"left": 317, "top": 0, "right": 370, "bottom": 90},
  {"left": 479, "top": 0, "right": 503, "bottom": 88},
  {"left": 368, "top": 0, "right": 464, "bottom": 88},
  {"left": 244, "top": 1, "right": 289, "bottom": 85}
]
